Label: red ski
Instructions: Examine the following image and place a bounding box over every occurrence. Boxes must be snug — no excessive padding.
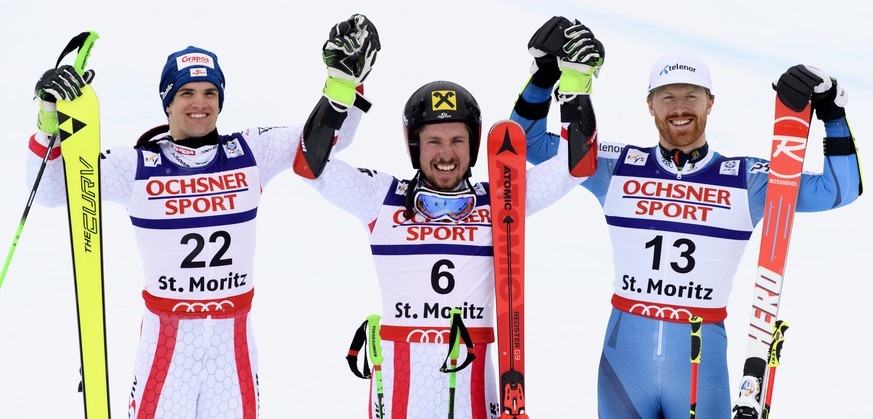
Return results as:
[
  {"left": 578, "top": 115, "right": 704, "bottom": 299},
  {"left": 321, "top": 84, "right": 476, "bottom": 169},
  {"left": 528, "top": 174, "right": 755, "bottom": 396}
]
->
[
  {"left": 733, "top": 96, "right": 812, "bottom": 418},
  {"left": 488, "top": 120, "right": 529, "bottom": 419}
]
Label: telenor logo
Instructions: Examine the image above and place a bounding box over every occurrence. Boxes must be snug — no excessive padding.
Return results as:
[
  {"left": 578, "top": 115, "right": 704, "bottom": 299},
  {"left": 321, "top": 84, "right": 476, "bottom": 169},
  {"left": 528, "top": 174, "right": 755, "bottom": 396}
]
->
[{"left": 660, "top": 63, "right": 697, "bottom": 76}]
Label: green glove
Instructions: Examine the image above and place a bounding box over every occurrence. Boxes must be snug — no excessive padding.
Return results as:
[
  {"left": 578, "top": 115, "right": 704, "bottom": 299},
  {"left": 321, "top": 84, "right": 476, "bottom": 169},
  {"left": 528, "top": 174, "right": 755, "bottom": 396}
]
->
[
  {"left": 556, "top": 21, "right": 605, "bottom": 95},
  {"left": 322, "top": 76, "right": 358, "bottom": 107},
  {"left": 321, "top": 14, "right": 381, "bottom": 107},
  {"left": 37, "top": 100, "right": 58, "bottom": 135}
]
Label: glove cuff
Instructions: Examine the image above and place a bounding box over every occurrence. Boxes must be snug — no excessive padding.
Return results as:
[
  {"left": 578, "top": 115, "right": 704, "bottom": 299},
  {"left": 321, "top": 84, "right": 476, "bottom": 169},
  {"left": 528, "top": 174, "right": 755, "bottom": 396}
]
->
[
  {"left": 530, "top": 60, "right": 560, "bottom": 88},
  {"left": 558, "top": 67, "right": 593, "bottom": 95},
  {"left": 812, "top": 81, "right": 847, "bottom": 121},
  {"left": 37, "top": 100, "right": 58, "bottom": 135},
  {"left": 323, "top": 77, "right": 358, "bottom": 107},
  {"left": 813, "top": 101, "right": 846, "bottom": 121}
]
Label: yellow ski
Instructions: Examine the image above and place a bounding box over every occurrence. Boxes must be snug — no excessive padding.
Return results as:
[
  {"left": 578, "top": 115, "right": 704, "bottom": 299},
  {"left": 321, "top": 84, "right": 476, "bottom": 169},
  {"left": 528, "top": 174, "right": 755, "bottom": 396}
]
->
[{"left": 56, "top": 30, "right": 110, "bottom": 419}]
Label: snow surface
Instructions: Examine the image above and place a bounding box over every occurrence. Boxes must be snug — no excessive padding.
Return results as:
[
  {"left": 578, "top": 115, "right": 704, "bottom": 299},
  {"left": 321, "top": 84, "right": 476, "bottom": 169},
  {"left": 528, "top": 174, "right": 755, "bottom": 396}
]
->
[{"left": 1, "top": 0, "right": 870, "bottom": 417}]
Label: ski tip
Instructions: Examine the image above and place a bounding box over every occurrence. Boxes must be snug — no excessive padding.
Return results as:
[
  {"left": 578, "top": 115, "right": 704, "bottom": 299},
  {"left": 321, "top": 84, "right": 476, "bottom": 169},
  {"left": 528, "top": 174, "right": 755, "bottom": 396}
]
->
[{"left": 487, "top": 119, "right": 522, "bottom": 133}]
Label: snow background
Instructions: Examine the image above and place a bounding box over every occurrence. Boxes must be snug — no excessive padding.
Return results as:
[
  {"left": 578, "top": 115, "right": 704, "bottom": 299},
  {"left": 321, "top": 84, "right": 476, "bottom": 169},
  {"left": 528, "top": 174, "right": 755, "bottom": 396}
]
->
[{"left": 0, "top": 0, "right": 870, "bottom": 417}]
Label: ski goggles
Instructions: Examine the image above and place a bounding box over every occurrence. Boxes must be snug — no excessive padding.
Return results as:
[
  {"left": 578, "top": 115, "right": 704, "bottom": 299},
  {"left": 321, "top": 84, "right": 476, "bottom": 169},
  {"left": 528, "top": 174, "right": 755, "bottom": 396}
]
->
[{"left": 413, "top": 186, "right": 477, "bottom": 222}]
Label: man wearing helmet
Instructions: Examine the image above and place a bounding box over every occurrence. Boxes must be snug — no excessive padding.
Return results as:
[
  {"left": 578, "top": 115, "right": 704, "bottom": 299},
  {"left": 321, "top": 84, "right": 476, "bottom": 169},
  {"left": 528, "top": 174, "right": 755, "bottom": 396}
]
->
[
  {"left": 295, "top": 19, "right": 603, "bottom": 419},
  {"left": 25, "top": 16, "right": 376, "bottom": 418},
  {"left": 513, "top": 16, "right": 862, "bottom": 419}
]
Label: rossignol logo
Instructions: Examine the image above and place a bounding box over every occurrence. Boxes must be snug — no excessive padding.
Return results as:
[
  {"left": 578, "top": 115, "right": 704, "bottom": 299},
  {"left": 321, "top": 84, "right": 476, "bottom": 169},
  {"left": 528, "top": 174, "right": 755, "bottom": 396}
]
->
[
  {"left": 768, "top": 126, "right": 807, "bottom": 185},
  {"left": 660, "top": 63, "right": 697, "bottom": 76},
  {"left": 431, "top": 90, "right": 457, "bottom": 111},
  {"left": 176, "top": 53, "right": 215, "bottom": 70}
]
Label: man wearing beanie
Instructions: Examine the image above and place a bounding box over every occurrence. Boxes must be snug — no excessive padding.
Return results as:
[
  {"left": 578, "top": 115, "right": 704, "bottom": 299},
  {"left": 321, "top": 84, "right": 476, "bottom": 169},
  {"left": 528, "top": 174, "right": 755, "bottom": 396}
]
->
[
  {"left": 26, "top": 14, "right": 378, "bottom": 418},
  {"left": 511, "top": 17, "right": 862, "bottom": 419}
]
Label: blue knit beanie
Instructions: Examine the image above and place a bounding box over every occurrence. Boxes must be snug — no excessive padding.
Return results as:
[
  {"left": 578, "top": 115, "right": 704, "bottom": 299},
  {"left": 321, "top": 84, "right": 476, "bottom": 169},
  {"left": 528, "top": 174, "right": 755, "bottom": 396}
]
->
[{"left": 159, "top": 46, "right": 225, "bottom": 115}]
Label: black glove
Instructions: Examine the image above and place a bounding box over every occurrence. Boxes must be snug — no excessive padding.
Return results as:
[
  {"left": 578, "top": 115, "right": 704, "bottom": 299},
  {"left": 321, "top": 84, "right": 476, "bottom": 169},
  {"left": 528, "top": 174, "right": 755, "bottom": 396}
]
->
[
  {"left": 528, "top": 17, "right": 605, "bottom": 88},
  {"left": 527, "top": 16, "right": 572, "bottom": 87},
  {"left": 34, "top": 65, "right": 95, "bottom": 102},
  {"left": 811, "top": 78, "right": 847, "bottom": 121},
  {"left": 323, "top": 14, "right": 381, "bottom": 84},
  {"left": 561, "top": 21, "right": 605, "bottom": 67},
  {"left": 774, "top": 64, "right": 847, "bottom": 120}
]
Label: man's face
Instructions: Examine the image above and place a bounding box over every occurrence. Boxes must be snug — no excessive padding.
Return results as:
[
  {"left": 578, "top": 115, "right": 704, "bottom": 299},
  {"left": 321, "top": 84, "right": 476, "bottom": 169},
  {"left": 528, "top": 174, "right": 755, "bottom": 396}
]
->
[
  {"left": 166, "top": 81, "right": 220, "bottom": 140},
  {"left": 417, "top": 122, "right": 471, "bottom": 191},
  {"left": 647, "top": 84, "right": 714, "bottom": 152}
]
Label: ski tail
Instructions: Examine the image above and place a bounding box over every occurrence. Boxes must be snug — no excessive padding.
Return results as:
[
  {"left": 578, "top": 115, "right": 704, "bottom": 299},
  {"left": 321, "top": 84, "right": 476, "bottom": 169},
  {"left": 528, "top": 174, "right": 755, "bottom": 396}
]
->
[
  {"left": 487, "top": 120, "right": 530, "bottom": 419},
  {"left": 56, "top": 30, "right": 110, "bottom": 419},
  {"left": 732, "top": 96, "right": 811, "bottom": 419}
]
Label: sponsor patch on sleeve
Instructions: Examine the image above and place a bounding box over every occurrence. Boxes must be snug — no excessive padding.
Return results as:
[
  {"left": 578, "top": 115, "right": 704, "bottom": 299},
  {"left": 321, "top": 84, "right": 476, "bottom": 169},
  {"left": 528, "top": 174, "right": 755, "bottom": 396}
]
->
[
  {"left": 222, "top": 139, "right": 245, "bottom": 158},
  {"left": 719, "top": 160, "right": 740, "bottom": 176},
  {"left": 624, "top": 151, "right": 649, "bottom": 166},
  {"left": 143, "top": 151, "right": 161, "bottom": 167}
]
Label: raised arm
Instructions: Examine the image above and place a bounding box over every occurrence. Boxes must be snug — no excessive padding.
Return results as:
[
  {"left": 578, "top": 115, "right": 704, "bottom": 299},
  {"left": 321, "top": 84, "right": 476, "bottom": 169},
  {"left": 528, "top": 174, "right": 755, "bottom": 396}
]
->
[
  {"left": 294, "top": 13, "right": 380, "bottom": 180},
  {"left": 772, "top": 65, "right": 861, "bottom": 212}
]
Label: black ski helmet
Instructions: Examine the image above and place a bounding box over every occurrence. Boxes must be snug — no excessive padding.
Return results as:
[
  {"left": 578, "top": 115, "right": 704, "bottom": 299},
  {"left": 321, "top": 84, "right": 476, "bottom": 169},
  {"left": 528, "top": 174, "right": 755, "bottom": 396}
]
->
[{"left": 402, "top": 81, "right": 482, "bottom": 169}]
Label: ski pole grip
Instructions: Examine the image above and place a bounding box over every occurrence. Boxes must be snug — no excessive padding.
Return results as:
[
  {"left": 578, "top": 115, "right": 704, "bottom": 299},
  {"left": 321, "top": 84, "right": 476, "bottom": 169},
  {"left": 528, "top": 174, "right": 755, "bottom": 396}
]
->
[
  {"left": 54, "top": 30, "right": 100, "bottom": 75},
  {"left": 73, "top": 31, "right": 99, "bottom": 74},
  {"left": 690, "top": 315, "right": 703, "bottom": 363},
  {"left": 448, "top": 308, "right": 462, "bottom": 360},
  {"left": 367, "top": 314, "right": 384, "bottom": 365}
]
